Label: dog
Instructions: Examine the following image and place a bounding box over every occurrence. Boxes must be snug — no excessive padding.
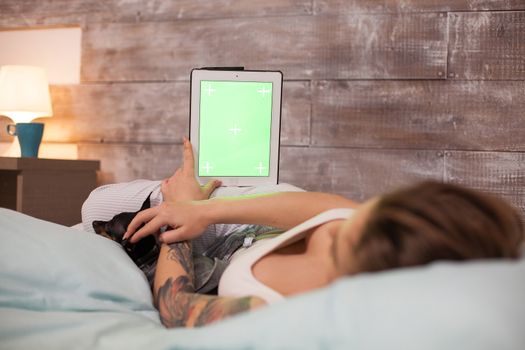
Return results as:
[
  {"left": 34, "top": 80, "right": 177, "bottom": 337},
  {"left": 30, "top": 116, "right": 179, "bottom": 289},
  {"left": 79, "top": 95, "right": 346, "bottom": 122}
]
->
[
  {"left": 92, "top": 193, "right": 231, "bottom": 294},
  {"left": 92, "top": 193, "right": 160, "bottom": 287}
]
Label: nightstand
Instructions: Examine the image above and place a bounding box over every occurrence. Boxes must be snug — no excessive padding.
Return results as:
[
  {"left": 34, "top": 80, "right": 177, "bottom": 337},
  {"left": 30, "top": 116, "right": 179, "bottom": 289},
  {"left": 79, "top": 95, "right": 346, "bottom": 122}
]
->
[{"left": 0, "top": 157, "right": 100, "bottom": 226}]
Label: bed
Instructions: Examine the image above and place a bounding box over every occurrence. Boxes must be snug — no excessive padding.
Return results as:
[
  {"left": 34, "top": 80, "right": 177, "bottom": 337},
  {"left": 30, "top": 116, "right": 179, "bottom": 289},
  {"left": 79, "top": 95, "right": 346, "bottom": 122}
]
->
[{"left": 1, "top": 207, "right": 524, "bottom": 350}]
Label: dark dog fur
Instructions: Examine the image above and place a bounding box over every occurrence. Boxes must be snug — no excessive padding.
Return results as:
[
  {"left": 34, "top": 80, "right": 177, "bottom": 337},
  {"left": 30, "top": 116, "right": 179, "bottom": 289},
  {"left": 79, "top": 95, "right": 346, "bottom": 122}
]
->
[
  {"left": 92, "top": 194, "right": 224, "bottom": 294},
  {"left": 92, "top": 193, "right": 159, "bottom": 287}
]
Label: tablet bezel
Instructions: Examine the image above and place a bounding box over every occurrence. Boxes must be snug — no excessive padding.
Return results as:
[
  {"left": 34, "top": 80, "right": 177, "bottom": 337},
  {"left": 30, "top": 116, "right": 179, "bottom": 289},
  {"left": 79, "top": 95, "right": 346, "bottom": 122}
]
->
[{"left": 190, "top": 69, "right": 282, "bottom": 186}]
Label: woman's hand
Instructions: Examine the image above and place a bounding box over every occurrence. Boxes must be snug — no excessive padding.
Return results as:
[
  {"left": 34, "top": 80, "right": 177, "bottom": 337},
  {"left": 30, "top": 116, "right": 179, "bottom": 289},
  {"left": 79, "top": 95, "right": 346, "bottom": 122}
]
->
[
  {"left": 124, "top": 200, "right": 210, "bottom": 244},
  {"left": 162, "top": 137, "right": 221, "bottom": 202},
  {"left": 123, "top": 137, "right": 220, "bottom": 244}
]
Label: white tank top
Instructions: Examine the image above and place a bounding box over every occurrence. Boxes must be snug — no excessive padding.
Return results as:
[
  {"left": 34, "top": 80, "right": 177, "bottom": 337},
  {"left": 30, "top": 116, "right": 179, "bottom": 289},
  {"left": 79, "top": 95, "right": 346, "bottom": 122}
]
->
[{"left": 218, "top": 208, "right": 355, "bottom": 304}]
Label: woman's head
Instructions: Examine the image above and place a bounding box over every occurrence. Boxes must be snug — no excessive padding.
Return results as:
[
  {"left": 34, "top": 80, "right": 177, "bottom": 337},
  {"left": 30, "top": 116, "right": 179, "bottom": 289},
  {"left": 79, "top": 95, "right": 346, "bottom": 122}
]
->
[{"left": 339, "top": 181, "right": 523, "bottom": 275}]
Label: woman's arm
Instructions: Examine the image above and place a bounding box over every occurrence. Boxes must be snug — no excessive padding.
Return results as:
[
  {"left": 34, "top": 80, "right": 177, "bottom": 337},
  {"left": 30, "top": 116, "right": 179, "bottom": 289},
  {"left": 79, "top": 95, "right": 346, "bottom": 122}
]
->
[
  {"left": 155, "top": 240, "right": 265, "bottom": 327},
  {"left": 124, "top": 137, "right": 358, "bottom": 244},
  {"left": 126, "top": 191, "right": 358, "bottom": 244},
  {"left": 205, "top": 191, "right": 357, "bottom": 228},
  {"left": 148, "top": 139, "right": 264, "bottom": 327}
]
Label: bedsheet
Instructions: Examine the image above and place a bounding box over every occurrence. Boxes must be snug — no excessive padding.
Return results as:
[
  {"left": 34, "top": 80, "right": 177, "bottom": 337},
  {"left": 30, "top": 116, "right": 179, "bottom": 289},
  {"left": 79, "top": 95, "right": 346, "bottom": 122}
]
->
[{"left": 1, "top": 208, "right": 524, "bottom": 350}]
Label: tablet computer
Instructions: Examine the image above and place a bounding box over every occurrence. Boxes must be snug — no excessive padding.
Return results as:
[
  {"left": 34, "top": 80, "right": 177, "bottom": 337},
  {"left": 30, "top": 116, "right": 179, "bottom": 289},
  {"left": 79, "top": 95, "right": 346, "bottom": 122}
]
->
[{"left": 190, "top": 68, "right": 283, "bottom": 186}]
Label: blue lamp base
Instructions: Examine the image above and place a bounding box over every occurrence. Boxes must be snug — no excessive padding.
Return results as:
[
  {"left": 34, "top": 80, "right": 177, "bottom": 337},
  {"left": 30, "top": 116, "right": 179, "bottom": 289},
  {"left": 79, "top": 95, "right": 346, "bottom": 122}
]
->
[{"left": 7, "top": 123, "right": 45, "bottom": 158}]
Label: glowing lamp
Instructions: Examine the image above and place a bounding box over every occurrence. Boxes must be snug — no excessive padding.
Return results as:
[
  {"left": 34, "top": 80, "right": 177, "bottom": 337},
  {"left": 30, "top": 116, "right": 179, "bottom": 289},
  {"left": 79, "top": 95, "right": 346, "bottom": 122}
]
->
[{"left": 0, "top": 65, "right": 53, "bottom": 157}]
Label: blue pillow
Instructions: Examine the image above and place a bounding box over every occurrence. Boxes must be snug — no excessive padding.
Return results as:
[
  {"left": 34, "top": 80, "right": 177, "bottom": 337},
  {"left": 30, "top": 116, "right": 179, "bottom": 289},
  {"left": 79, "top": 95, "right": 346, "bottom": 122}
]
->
[
  {"left": 1, "top": 207, "right": 524, "bottom": 350},
  {"left": 187, "top": 257, "right": 525, "bottom": 350},
  {"left": 0, "top": 208, "right": 158, "bottom": 321}
]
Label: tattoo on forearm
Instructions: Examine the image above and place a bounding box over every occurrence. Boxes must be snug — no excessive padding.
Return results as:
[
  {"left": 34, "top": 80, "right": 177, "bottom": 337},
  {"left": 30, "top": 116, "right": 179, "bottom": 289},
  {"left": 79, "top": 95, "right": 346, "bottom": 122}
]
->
[
  {"left": 156, "top": 276, "right": 257, "bottom": 328},
  {"left": 167, "top": 241, "right": 193, "bottom": 276},
  {"left": 193, "top": 296, "right": 253, "bottom": 327},
  {"left": 156, "top": 276, "right": 195, "bottom": 325},
  {"left": 155, "top": 240, "right": 261, "bottom": 328}
]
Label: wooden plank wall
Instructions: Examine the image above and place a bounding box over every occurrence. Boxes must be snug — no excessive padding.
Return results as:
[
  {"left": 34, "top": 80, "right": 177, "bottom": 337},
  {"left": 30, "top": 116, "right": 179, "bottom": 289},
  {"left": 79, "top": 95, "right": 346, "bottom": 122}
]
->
[{"left": 1, "top": 0, "right": 524, "bottom": 219}]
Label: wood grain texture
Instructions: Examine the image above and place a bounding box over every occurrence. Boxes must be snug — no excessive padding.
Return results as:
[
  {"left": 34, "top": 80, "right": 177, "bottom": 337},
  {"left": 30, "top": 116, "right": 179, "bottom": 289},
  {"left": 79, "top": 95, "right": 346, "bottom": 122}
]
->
[
  {"left": 32, "top": 81, "right": 309, "bottom": 145},
  {"left": 281, "top": 81, "right": 311, "bottom": 146},
  {"left": 444, "top": 151, "right": 525, "bottom": 220},
  {"left": 2, "top": 0, "right": 524, "bottom": 213},
  {"left": 18, "top": 169, "right": 97, "bottom": 225},
  {"left": 280, "top": 146, "right": 443, "bottom": 201},
  {"left": 79, "top": 143, "right": 444, "bottom": 199},
  {"left": 314, "top": 0, "right": 525, "bottom": 14},
  {"left": 0, "top": 0, "right": 311, "bottom": 28},
  {"left": 0, "top": 171, "right": 17, "bottom": 210},
  {"left": 81, "top": 13, "right": 447, "bottom": 81},
  {"left": 0, "top": 158, "right": 99, "bottom": 225},
  {"left": 448, "top": 11, "right": 525, "bottom": 80},
  {"left": 0, "top": 156, "right": 99, "bottom": 171},
  {"left": 48, "top": 83, "right": 188, "bottom": 144},
  {"left": 78, "top": 143, "right": 184, "bottom": 185},
  {"left": 311, "top": 80, "right": 525, "bottom": 151}
]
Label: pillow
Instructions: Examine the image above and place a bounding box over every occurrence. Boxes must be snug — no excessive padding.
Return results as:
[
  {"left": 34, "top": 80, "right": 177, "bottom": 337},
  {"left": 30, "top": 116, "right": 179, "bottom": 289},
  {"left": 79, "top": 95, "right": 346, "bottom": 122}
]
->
[
  {"left": 1, "top": 208, "right": 524, "bottom": 350},
  {"left": 0, "top": 208, "right": 158, "bottom": 322},
  {"left": 184, "top": 257, "right": 525, "bottom": 350}
]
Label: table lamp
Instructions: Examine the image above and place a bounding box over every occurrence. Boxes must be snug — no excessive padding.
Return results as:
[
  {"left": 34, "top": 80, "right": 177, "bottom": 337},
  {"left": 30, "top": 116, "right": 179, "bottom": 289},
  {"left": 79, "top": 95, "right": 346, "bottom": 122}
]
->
[{"left": 0, "top": 65, "right": 53, "bottom": 157}]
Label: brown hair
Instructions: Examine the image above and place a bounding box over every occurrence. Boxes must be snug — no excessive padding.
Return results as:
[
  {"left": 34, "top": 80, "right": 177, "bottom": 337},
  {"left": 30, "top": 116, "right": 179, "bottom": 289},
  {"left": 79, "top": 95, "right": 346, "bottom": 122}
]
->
[{"left": 352, "top": 181, "right": 524, "bottom": 273}]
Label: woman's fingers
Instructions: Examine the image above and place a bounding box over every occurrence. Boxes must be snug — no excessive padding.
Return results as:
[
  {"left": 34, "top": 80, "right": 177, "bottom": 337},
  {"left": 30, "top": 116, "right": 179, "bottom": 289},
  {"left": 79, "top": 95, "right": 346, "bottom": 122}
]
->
[
  {"left": 128, "top": 215, "right": 165, "bottom": 243},
  {"left": 202, "top": 179, "right": 222, "bottom": 198},
  {"left": 123, "top": 206, "right": 160, "bottom": 241},
  {"left": 159, "top": 226, "right": 189, "bottom": 244},
  {"left": 182, "top": 137, "right": 195, "bottom": 176}
]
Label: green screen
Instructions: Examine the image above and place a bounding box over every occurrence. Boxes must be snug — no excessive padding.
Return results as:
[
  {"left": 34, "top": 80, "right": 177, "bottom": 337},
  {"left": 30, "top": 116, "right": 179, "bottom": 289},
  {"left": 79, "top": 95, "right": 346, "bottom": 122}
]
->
[{"left": 198, "top": 80, "right": 273, "bottom": 177}]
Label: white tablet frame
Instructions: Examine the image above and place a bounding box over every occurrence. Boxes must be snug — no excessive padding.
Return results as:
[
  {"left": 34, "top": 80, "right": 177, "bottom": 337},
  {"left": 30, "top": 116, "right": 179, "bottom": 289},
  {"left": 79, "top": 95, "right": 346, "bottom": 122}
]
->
[{"left": 190, "top": 69, "right": 282, "bottom": 186}]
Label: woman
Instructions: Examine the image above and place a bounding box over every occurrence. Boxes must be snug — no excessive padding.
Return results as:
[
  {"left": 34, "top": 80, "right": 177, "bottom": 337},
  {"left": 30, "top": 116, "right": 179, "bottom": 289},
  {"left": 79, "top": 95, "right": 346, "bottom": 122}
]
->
[{"left": 123, "top": 139, "right": 523, "bottom": 328}]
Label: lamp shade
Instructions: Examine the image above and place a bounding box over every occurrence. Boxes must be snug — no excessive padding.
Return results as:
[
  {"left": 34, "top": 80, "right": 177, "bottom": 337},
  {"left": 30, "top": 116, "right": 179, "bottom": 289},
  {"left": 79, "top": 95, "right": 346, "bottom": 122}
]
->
[{"left": 0, "top": 65, "right": 53, "bottom": 123}]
